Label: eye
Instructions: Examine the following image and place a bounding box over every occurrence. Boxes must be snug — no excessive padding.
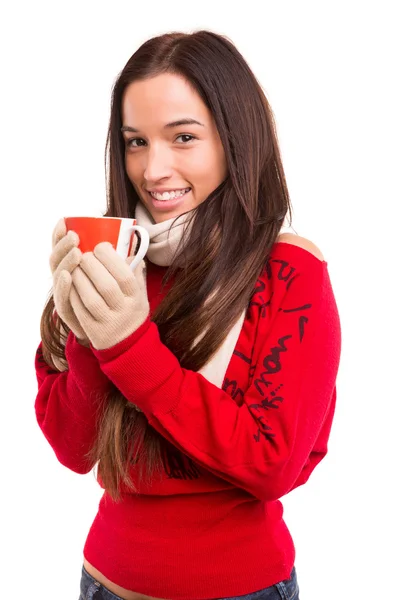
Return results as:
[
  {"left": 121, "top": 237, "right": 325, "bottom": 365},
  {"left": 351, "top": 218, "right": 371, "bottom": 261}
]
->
[
  {"left": 126, "top": 138, "right": 146, "bottom": 148},
  {"left": 176, "top": 134, "right": 196, "bottom": 143},
  {"left": 125, "top": 134, "right": 196, "bottom": 148}
]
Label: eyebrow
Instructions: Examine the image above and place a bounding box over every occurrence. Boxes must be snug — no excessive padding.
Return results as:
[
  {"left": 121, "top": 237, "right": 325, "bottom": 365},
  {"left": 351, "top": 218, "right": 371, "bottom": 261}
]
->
[{"left": 121, "top": 118, "right": 205, "bottom": 134}]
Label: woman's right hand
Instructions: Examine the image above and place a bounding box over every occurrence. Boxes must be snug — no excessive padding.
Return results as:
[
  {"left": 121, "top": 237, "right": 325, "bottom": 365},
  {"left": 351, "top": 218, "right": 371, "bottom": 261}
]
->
[{"left": 50, "top": 218, "right": 90, "bottom": 345}]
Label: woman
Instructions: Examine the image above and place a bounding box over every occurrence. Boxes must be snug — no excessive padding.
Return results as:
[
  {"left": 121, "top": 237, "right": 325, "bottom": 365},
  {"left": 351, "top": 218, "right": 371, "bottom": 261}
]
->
[{"left": 35, "top": 30, "right": 341, "bottom": 600}]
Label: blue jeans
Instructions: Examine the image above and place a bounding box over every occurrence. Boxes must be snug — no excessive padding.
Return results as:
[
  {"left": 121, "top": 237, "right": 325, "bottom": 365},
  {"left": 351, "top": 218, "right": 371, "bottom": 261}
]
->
[{"left": 78, "top": 564, "right": 299, "bottom": 600}]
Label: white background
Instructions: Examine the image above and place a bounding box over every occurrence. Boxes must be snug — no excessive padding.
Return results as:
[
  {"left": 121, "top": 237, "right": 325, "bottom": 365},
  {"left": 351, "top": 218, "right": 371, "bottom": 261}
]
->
[{"left": 1, "top": 1, "right": 399, "bottom": 599}]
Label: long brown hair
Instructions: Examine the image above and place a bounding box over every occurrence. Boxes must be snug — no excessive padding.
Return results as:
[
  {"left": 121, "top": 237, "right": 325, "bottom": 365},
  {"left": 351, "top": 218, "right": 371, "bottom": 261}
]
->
[{"left": 40, "top": 30, "right": 293, "bottom": 501}]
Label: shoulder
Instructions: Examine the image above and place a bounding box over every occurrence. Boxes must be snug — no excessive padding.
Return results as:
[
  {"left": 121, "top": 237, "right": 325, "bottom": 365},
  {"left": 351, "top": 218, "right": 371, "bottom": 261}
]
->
[{"left": 275, "top": 233, "right": 325, "bottom": 262}]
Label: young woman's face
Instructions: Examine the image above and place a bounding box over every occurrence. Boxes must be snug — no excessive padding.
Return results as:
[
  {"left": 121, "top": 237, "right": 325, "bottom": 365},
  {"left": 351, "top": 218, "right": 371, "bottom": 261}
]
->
[{"left": 121, "top": 73, "right": 228, "bottom": 223}]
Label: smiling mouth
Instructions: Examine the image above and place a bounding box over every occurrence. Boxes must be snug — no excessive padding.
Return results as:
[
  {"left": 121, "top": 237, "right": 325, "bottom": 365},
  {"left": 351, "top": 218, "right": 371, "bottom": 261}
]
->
[{"left": 148, "top": 188, "right": 191, "bottom": 201}]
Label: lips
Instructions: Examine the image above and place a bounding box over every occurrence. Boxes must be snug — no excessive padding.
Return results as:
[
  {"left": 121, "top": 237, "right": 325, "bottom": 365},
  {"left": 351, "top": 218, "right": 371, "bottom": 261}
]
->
[
  {"left": 148, "top": 187, "right": 191, "bottom": 201},
  {"left": 146, "top": 188, "right": 192, "bottom": 210}
]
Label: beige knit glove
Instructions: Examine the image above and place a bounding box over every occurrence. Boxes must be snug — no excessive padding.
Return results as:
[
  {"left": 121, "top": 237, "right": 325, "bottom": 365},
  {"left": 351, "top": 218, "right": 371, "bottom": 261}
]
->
[
  {"left": 50, "top": 218, "right": 90, "bottom": 346},
  {"left": 68, "top": 242, "right": 149, "bottom": 350}
]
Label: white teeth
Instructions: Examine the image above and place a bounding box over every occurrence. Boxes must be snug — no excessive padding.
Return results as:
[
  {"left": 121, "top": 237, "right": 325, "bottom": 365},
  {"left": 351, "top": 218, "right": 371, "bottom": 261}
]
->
[{"left": 150, "top": 188, "right": 190, "bottom": 201}]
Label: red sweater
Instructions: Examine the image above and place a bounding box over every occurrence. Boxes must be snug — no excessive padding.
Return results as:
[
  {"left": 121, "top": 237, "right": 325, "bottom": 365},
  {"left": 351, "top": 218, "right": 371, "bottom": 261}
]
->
[{"left": 34, "top": 241, "right": 341, "bottom": 599}]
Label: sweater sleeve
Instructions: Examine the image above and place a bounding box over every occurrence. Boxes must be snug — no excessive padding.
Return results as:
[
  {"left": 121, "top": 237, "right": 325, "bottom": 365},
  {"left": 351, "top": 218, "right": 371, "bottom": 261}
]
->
[
  {"left": 34, "top": 333, "right": 111, "bottom": 474},
  {"left": 92, "top": 259, "right": 341, "bottom": 501}
]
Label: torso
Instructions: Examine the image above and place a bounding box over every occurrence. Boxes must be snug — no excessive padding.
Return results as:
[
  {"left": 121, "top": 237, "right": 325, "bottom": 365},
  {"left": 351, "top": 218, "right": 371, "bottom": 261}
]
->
[
  {"left": 83, "top": 234, "right": 317, "bottom": 600},
  {"left": 83, "top": 559, "right": 169, "bottom": 600}
]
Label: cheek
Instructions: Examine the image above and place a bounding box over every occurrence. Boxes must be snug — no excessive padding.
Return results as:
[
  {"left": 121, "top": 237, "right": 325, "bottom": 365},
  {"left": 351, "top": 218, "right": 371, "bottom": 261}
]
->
[
  {"left": 190, "top": 149, "right": 214, "bottom": 179},
  {"left": 194, "top": 148, "right": 226, "bottom": 190}
]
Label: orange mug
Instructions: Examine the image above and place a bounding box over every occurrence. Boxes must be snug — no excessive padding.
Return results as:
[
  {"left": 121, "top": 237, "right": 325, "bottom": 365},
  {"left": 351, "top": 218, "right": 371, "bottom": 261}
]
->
[{"left": 64, "top": 216, "right": 150, "bottom": 271}]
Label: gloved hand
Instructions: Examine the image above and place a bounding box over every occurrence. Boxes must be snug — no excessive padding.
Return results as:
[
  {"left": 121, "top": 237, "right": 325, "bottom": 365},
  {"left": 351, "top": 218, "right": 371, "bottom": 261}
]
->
[
  {"left": 50, "top": 218, "right": 90, "bottom": 346},
  {"left": 68, "top": 242, "right": 149, "bottom": 350}
]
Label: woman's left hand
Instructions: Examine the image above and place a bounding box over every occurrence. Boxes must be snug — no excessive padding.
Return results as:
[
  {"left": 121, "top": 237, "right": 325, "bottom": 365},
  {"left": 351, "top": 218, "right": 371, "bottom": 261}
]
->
[{"left": 69, "top": 242, "right": 149, "bottom": 350}]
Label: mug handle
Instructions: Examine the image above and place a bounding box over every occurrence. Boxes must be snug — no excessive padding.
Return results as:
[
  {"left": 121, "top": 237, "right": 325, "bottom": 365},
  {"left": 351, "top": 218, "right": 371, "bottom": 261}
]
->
[{"left": 127, "top": 225, "right": 150, "bottom": 271}]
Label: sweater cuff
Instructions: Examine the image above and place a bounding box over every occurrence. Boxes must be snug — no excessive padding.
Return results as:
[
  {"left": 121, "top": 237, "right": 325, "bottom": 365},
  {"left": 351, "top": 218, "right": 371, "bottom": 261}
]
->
[
  {"left": 65, "top": 333, "right": 111, "bottom": 393},
  {"left": 90, "top": 316, "right": 152, "bottom": 361},
  {"left": 92, "top": 319, "right": 182, "bottom": 415}
]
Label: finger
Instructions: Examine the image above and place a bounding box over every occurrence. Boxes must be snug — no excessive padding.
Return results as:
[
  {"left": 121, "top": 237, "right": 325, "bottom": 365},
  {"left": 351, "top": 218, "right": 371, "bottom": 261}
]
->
[
  {"left": 136, "top": 259, "right": 146, "bottom": 279},
  {"left": 126, "top": 257, "right": 146, "bottom": 272},
  {"left": 50, "top": 231, "right": 80, "bottom": 274},
  {"left": 52, "top": 218, "right": 67, "bottom": 248},
  {"left": 79, "top": 251, "right": 125, "bottom": 309},
  {"left": 71, "top": 266, "right": 109, "bottom": 320},
  {"left": 53, "top": 271, "right": 88, "bottom": 339},
  {"left": 93, "top": 242, "right": 137, "bottom": 296},
  {"left": 127, "top": 259, "right": 147, "bottom": 293},
  {"left": 53, "top": 246, "right": 82, "bottom": 286},
  {"left": 70, "top": 281, "right": 96, "bottom": 328},
  {"left": 53, "top": 270, "right": 73, "bottom": 318}
]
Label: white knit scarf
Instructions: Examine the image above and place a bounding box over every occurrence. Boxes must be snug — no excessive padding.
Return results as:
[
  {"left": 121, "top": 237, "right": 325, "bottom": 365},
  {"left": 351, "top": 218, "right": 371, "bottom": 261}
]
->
[{"left": 134, "top": 202, "right": 245, "bottom": 388}]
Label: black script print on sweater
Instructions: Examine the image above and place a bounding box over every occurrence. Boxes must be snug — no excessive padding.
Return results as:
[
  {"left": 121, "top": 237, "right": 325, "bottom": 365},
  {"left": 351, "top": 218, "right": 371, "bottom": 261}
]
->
[
  {"left": 162, "top": 441, "right": 202, "bottom": 480},
  {"left": 248, "top": 278, "right": 271, "bottom": 318},
  {"left": 223, "top": 352, "right": 257, "bottom": 405},
  {"left": 248, "top": 258, "right": 297, "bottom": 319},
  {"left": 231, "top": 256, "right": 301, "bottom": 401},
  {"left": 222, "top": 377, "right": 245, "bottom": 405},
  {"left": 249, "top": 295, "right": 313, "bottom": 443},
  {"left": 35, "top": 345, "right": 59, "bottom": 376},
  {"left": 265, "top": 257, "right": 297, "bottom": 290},
  {"left": 231, "top": 256, "right": 313, "bottom": 444}
]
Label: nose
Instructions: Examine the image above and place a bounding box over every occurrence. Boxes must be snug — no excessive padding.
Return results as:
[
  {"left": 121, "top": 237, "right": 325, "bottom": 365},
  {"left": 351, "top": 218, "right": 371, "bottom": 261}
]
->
[{"left": 143, "top": 143, "right": 173, "bottom": 183}]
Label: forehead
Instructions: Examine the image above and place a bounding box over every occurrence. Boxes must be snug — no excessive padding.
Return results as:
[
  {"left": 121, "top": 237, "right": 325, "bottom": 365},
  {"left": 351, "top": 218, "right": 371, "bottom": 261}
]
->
[{"left": 121, "top": 73, "right": 210, "bottom": 127}]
